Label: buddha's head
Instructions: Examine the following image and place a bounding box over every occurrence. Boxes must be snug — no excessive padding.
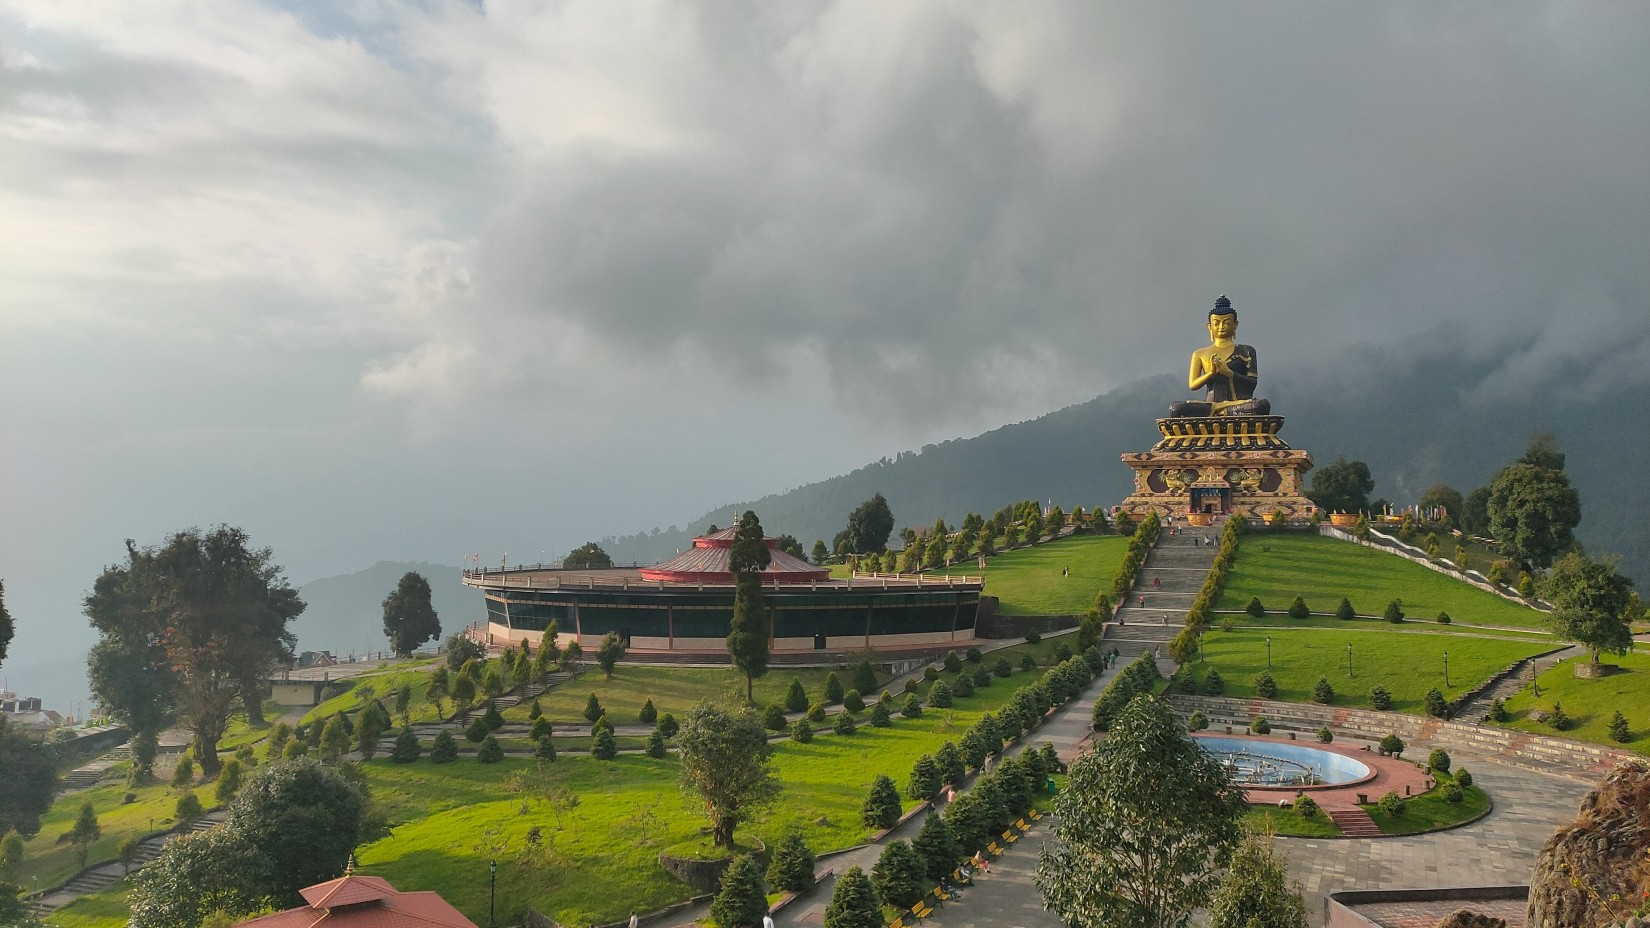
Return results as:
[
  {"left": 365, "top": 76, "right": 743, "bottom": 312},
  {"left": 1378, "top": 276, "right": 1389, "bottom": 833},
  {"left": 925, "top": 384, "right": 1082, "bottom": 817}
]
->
[{"left": 1207, "top": 295, "right": 1237, "bottom": 341}]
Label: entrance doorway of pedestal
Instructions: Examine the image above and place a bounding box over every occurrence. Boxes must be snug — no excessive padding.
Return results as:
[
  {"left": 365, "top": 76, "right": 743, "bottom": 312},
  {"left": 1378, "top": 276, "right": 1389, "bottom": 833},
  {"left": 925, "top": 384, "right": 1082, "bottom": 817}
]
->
[{"left": 1191, "top": 486, "right": 1231, "bottom": 514}]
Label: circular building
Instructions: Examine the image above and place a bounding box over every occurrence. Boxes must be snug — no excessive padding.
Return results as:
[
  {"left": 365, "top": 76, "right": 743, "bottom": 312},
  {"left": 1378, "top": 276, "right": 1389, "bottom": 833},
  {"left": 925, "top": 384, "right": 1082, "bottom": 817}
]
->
[{"left": 464, "top": 528, "right": 983, "bottom": 659}]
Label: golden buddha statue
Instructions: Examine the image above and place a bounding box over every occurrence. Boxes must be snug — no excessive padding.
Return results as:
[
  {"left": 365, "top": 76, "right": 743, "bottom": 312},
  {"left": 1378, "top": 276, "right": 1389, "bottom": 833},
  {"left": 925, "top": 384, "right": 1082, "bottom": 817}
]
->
[{"left": 1168, "top": 295, "right": 1272, "bottom": 417}]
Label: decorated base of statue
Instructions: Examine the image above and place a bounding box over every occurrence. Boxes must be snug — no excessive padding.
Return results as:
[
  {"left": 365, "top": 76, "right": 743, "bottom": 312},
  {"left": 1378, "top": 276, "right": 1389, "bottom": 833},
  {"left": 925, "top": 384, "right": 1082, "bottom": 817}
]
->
[{"left": 1118, "top": 416, "right": 1315, "bottom": 520}]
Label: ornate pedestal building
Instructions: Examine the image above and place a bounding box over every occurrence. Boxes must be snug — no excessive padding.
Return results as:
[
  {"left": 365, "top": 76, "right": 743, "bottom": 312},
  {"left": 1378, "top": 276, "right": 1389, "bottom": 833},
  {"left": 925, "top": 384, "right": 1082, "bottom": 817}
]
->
[{"left": 1118, "top": 295, "right": 1316, "bottom": 522}]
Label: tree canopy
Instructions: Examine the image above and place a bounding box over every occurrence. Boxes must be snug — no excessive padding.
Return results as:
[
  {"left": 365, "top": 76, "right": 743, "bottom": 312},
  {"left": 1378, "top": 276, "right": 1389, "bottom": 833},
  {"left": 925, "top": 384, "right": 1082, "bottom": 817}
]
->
[
  {"left": 0, "top": 580, "right": 11, "bottom": 668},
  {"left": 1487, "top": 451, "right": 1581, "bottom": 571},
  {"left": 1542, "top": 552, "right": 1636, "bottom": 663},
  {"left": 835, "top": 493, "right": 895, "bottom": 555},
  {"left": 85, "top": 527, "right": 303, "bottom": 775},
  {"left": 727, "top": 510, "right": 773, "bottom": 701},
  {"left": 1034, "top": 694, "right": 1246, "bottom": 928},
  {"left": 1306, "top": 457, "right": 1374, "bottom": 514},
  {"left": 1417, "top": 484, "right": 1464, "bottom": 526},
  {"left": 381, "top": 571, "right": 441, "bottom": 657},
  {"left": 676, "top": 701, "right": 777, "bottom": 848},
  {"left": 0, "top": 716, "right": 59, "bottom": 838},
  {"left": 1207, "top": 831, "right": 1309, "bottom": 928},
  {"left": 563, "top": 542, "right": 614, "bottom": 569}
]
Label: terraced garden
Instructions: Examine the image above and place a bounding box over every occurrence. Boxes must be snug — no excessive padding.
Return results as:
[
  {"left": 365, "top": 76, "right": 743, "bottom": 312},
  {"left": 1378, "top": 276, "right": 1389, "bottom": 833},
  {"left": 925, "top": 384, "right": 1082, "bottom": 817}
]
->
[{"left": 1501, "top": 652, "right": 1650, "bottom": 753}]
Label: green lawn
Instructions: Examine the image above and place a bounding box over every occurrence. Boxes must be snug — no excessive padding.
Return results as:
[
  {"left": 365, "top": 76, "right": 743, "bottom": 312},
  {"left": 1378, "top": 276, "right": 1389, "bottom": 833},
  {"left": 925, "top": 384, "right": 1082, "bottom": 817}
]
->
[
  {"left": 1180, "top": 627, "right": 1556, "bottom": 713},
  {"left": 1218, "top": 534, "right": 1549, "bottom": 630},
  {"left": 1500, "top": 652, "right": 1650, "bottom": 754},
  {"left": 505, "top": 665, "right": 890, "bottom": 725},
  {"left": 299, "top": 661, "right": 444, "bottom": 728},
  {"left": 359, "top": 664, "right": 1055, "bottom": 927},
  {"left": 12, "top": 766, "right": 205, "bottom": 890},
  {"left": 1243, "top": 805, "right": 1342, "bottom": 837},
  {"left": 936, "top": 535, "right": 1131, "bottom": 615},
  {"left": 1212, "top": 613, "right": 1551, "bottom": 641},
  {"left": 1362, "top": 772, "right": 1490, "bottom": 835},
  {"left": 41, "top": 883, "right": 131, "bottom": 928}
]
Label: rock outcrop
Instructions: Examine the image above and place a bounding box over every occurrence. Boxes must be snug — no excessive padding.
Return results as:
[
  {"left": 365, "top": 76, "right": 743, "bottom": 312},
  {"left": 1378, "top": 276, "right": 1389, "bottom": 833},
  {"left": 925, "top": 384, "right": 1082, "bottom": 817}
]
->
[
  {"left": 1436, "top": 910, "right": 1508, "bottom": 928},
  {"left": 1526, "top": 757, "right": 1650, "bottom": 928}
]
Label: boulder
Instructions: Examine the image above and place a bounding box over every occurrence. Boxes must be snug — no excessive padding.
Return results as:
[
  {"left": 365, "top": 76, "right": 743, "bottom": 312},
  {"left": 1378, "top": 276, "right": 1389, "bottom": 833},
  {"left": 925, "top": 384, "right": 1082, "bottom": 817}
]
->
[
  {"left": 1526, "top": 758, "right": 1650, "bottom": 928},
  {"left": 1435, "top": 910, "right": 1507, "bottom": 928}
]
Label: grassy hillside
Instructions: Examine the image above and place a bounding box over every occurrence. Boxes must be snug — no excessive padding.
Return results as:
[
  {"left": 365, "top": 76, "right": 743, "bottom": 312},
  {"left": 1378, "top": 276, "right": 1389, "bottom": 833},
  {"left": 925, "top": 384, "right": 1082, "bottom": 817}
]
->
[
  {"left": 1179, "top": 626, "right": 1556, "bottom": 713},
  {"left": 1217, "top": 533, "right": 1549, "bottom": 630},
  {"left": 937, "top": 534, "right": 1130, "bottom": 615},
  {"left": 1501, "top": 652, "right": 1650, "bottom": 754}
]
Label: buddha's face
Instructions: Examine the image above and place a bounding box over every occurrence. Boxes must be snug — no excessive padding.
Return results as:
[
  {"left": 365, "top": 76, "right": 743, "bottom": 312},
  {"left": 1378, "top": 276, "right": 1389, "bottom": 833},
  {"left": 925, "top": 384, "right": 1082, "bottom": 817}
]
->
[{"left": 1208, "top": 311, "right": 1238, "bottom": 341}]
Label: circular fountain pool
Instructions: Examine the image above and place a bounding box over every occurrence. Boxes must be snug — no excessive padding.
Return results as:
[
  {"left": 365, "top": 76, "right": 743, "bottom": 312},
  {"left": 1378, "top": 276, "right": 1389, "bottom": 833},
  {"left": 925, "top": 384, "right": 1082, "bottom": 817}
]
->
[{"left": 1195, "top": 736, "right": 1372, "bottom": 789}]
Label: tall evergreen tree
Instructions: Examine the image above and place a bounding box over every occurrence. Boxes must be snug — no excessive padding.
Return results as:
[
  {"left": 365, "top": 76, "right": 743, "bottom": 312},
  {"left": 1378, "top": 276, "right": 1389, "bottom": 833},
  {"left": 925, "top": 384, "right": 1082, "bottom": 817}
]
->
[
  {"left": 0, "top": 580, "right": 11, "bottom": 668},
  {"left": 381, "top": 571, "right": 441, "bottom": 658},
  {"left": 727, "top": 511, "right": 773, "bottom": 702},
  {"left": 710, "top": 855, "right": 768, "bottom": 928},
  {"left": 823, "top": 866, "right": 881, "bottom": 928},
  {"left": 1206, "top": 831, "right": 1309, "bottom": 928}
]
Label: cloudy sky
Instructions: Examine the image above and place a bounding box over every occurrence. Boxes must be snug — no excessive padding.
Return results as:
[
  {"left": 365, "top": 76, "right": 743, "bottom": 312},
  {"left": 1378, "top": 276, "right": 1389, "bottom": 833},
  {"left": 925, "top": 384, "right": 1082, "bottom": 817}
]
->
[{"left": 2, "top": 1, "right": 1648, "bottom": 704}]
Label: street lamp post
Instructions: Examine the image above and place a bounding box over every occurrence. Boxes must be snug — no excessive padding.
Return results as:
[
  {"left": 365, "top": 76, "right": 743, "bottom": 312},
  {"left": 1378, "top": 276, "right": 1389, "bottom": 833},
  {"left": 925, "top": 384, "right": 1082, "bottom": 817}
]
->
[
  {"left": 1266, "top": 636, "right": 1272, "bottom": 669},
  {"left": 1444, "top": 651, "right": 1450, "bottom": 688},
  {"left": 489, "top": 859, "right": 497, "bottom": 928},
  {"left": 1346, "top": 644, "right": 1354, "bottom": 679}
]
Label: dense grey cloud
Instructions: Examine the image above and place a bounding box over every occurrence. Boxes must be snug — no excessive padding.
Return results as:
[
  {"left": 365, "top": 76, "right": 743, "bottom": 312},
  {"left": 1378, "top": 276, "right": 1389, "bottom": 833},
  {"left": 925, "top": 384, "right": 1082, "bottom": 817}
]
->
[{"left": 2, "top": 1, "right": 1648, "bottom": 712}]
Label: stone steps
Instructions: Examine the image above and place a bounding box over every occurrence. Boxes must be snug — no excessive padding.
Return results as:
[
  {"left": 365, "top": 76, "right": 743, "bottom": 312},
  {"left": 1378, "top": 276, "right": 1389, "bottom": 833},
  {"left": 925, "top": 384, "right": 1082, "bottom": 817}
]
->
[{"left": 1326, "top": 807, "right": 1383, "bottom": 837}]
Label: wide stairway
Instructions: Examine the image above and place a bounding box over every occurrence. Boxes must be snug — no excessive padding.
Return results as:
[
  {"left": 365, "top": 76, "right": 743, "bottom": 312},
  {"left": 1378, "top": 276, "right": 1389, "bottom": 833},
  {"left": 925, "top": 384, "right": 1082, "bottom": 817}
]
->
[{"left": 1105, "top": 531, "right": 1216, "bottom": 675}]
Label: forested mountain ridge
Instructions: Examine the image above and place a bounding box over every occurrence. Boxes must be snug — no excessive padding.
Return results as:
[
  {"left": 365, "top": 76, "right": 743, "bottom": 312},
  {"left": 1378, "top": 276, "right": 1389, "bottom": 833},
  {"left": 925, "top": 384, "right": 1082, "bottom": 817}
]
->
[{"left": 603, "top": 326, "right": 1648, "bottom": 584}]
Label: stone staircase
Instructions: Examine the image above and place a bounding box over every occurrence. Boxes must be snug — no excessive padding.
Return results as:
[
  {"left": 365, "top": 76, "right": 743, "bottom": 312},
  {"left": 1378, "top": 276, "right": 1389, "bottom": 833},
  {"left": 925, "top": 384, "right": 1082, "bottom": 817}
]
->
[
  {"left": 1450, "top": 646, "right": 1581, "bottom": 722},
  {"left": 31, "top": 814, "right": 224, "bottom": 915},
  {"left": 1103, "top": 533, "right": 1216, "bottom": 674},
  {"left": 1325, "top": 806, "right": 1383, "bottom": 837}
]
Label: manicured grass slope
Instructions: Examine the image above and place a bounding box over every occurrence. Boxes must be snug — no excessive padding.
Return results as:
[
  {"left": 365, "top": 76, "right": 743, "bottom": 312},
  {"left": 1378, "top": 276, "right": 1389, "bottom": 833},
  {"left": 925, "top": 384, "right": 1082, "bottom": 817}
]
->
[
  {"left": 360, "top": 666, "right": 1050, "bottom": 926},
  {"left": 938, "top": 534, "right": 1130, "bottom": 615},
  {"left": 1362, "top": 772, "right": 1489, "bottom": 835},
  {"left": 1243, "top": 805, "right": 1341, "bottom": 838},
  {"left": 506, "top": 665, "right": 887, "bottom": 724},
  {"left": 41, "top": 884, "right": 131, "bottom": 928},
  {"left": 1502, "top": 652, "right": 1650, "bottom": 754},
  {"left": 1218, "top": 534, "right": 1548, "bottom": 629},
  {"left": 1181, "top": 628, "right": 1555, "bottom": 713},
  {"left": 13, "top": 767, "right": 196, "bottom": 890}
]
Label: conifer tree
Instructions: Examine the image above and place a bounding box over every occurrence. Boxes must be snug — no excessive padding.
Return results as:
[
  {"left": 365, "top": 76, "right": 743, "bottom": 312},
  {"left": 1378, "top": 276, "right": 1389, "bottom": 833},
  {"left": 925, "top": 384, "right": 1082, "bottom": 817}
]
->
[{"left": 727, "top": 511, "right": 773, "bottom": 702}]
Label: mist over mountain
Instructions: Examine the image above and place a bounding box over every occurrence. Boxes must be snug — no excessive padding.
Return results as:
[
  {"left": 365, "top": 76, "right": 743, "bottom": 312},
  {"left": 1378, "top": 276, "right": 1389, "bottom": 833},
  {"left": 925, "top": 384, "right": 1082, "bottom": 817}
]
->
[
  {"left": 605, "top": 324, "right": 1649, "bottom": 585},
  {"left": 291, "top": 562, "right": 475, "bottom": 657}
]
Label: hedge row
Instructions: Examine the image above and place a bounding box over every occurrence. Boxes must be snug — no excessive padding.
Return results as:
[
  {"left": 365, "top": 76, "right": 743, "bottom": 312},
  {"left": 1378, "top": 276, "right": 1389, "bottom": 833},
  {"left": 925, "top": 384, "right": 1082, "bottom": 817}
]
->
[
  {"left": 1170, "top": 515, "right": 1247, "bottom": 662},
  {"left": 1109, "top": 513, "right": 1164, "bottom": 600}
]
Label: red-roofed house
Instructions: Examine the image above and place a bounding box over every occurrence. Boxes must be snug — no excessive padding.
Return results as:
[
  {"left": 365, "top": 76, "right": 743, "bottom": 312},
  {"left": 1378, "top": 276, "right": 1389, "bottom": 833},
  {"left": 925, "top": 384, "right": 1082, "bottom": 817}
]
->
[{"left": 234, "top": 875, "right": 476, "bottom": 928}]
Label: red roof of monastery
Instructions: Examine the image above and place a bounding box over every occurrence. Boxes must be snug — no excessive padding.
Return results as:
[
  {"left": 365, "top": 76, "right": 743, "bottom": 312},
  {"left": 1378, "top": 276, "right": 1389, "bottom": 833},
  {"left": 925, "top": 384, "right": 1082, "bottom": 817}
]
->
[
  {"left": 639, "top": 529, "right": 829, "bottom": 583},
  {"left": 235, "top": 875, "right": 476, "bottom": 928}
]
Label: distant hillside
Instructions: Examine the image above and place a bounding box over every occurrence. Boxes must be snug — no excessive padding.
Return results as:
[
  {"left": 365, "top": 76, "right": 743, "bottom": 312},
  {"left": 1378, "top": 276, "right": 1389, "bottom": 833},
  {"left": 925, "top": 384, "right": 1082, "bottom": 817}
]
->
[
  {"left": 292, "top": 561, "right": 477, "bottom": 657},
  {"left": 605, "top": 326, "right": 1647, "bottom": 585}
]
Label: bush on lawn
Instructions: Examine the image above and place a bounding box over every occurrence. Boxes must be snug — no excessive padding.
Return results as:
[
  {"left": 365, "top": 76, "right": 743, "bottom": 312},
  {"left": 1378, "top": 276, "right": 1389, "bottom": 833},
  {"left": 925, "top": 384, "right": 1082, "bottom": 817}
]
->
[
  {"left": 1292, "top": 794, "right": 1321, "bottom": 819},
  {"left": 1378, "top": 734, "right": 1405, "bottom": 758},
  {"left": 1254, "top": 671, "right": 1278, "bottom": 699},
  {"left": 768, "top": 830, "right": 817, "bottom": 893},
  {"left": 430, "top": 731, "right": 458, "bottom": 763},
  {"left": 1369, "top": 686, "right": 1393, "bottom": 711},
  {"left": 861, "top": 775, "right": 902, "bottom": 830},
  {"left": 1424, "top": 688, "right": 1448, "bottom": 718},
  {"left": 1250, "top": 716, "right": 1271, "bottom": 735},
  {"left": 1377, "top": 791, "right": 1406, "bottom": 818},
  {"left": 1428, "top": 749, "right": 1452, "bottom": 774},
  {"left": 1336, "top": 597, "right": 1356, "bottom": 620},
  {"left": 790, "top": 719, "right": 813, "bottom": 743},
  {"left": 1289, "top": 595, "right": 1310, "bottom": 619},
  {"left": 477, "top": 734, "right": 504, "bottom": 763},
  {"left": 1247, "top": 597, "right": 1266, "bottom": 618},
  {"left": 1313, "top": 677, "right": 1335, "bottom": 705}
]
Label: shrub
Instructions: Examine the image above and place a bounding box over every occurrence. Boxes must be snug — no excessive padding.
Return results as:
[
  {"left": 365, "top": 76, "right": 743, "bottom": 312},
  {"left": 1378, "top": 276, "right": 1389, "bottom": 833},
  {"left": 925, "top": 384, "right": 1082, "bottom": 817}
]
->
[
  {"left": 1518, "top": 573, "right": 1536, "bottom": 598},
  {"left": 908, "top": 755, "right": 942, "bottom": 801},
  {"left": 943, "top": 652, "right": 963, "bottom": 673},
  {"left": 1054, "top": 642, "right": 1073, "bottom": 662},
  {"left": 869, "top": 702, "right": 892, "bottom": 727},
  {"left": 1428, "top": 749, "right": 1452, "bottom": 774},
  {"left": 790, "top": 719, "right": 814, "bottom": 743},
  {"left": 464, "top": 717, "right": 490, "bottom": 743},
  {"left": 1249, "top": 716, "right": 1271, "bottom": 735},
  {"left": 583, "top": 694, "right": 604, "bottom": 722},
  {"left": 844, "top": 689, "right": 866, "bottom": 713},
  {"left": 928, "top": 680, "right": 954, "bottom": 708},
  {"left": 1317, "top": 727, "right": 1334, "bottom": 744},
  {"left": 175, "top": 791, "right": 204, "bottom": 826},
  {"left": 1609, "top": 710, "right": 1631, "bottom": 743},
  {"left": 711, "top": 855, "right": 767, "bottom": 928},
  {"left": 935, "top": 741, "right": 966, "bottom": 785},
  {"left": 767, "top": 831, "right": 817, "bottom": 893},
  {"left": 430, "top": 731, "right": 458, "bottom": 763},
  {"left": 1288, "top": 595, "right": 1310, "bottom": 619},
  {"left": 861, "top": 775, "right": 902, "bottom": 830},
  {"left": 215, "top": 759, "right": 243, "bottom": 805},
  {"left": 1025, "top": 629, "right": 1042, "bottom": 644},
  {"left": 1187, "top": 710, "right": 1209, "bottom": 732},
  {"left": 535, "top": 733, "right": 557, "bottom": 762},
  {"left": 787, "top": 679, "right": 811, "bottom": 712},
  {"left": 1292, "top": 794, "right": 1321, "bottom": 819},
  {"left": 527, "top": 699, "right": 542, "bottom": 720},
  {"left": 901, "top": 694, "right": 923, "bottom": 718},
  {"left": 1335, "top": 597, "right": 1356, "bottom": 620},
  {"left": 645, "top": 730, "right": 668, "bottom": 758},
  {"left": 1377, "top": 791, "right": 1407, "bottom": 818},
  {"left": 1424, "top": 687, "right": 1448, "bottom": 718},
  {"left": 638, "top": 698, "right": 658, "bottom": 724},
  {"left": 1202, "top": 669, "right": 1226, "bottom": 696},
  {"left": 1369, "top": 686, "right": 1394, "bottom": 711},
  {"left": 834, "top": 712, "right": 857, "bottom": 736},
  {"left": 808, "top": 702, "right": 828, "bottom": 723},
  {"left": 1313, "top": 677, "right": 1335, "bottom": 705},
  {"left": 1246, "top": 597, "right": 1266, "bottom": 618},
  {"left": 965, "top": 646, "right": 983, "bottom": 664},
  {"left": 1442, "top": 782, "right": 1464, "bottom": 804},
  {"left": 824, "top": 672, "right": 845, "bottom": 704},
  {"left": 1436, "top": 611, "right": 1451, "bottom": 625},
  {"left": 1456, "top": 769, "right": 1473, "bottom": 788},
  {"left": 591, "top": 725, "right": 618, "bottom": 760},
  {"left": 171, "top": 756, "right": 194, "bottom": 788},
  {"left": 971, "top": 666, "right": 992, "bottom": 688},
  {"left": 1254, "top": 672, "right": 1278, "bottom": 699},
  {"left": 952, "top": 673, "right": 974, "bottom": 698},
  {"left": 1383, "top": 599, "right": 1405, "bottom": 623},
  {"left": 870, "top": 840, "right": 927, "bottom": 909},
  {"left": 923, "top": 666, "right": 939, "bottom": 682},
  {"left": 1378, "top": 734, "right": 1405, "bottom": 758},
  {"left": 1548, "top": 701, "right": 1572, "bottom": 731},
  {"left": 391, "top": 728, "right": 422, "bottom": 764},
  {"left": 1488, "top": 698, "right": 1510, "bottom": 723},
  {"left": 477, "top": 734, "right": 504, "bottom": 763},
  {"left": 993, "top": 657, "right": 1013, "bottom": 678},
  {"left": 903, "top": 678, "right": 919, "bottom": 694},
  {"left": 656, "top": 713, "right": 680, "bottom": 738},
  {"left": 530, "top": 717, "right": 554, "bottom": 741},
  {"left": 852, "top": 660, "right": 878, "bottom": 693},
  {"left": 1020, "top": 653, "right": 1037, "bottom": 672}
]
